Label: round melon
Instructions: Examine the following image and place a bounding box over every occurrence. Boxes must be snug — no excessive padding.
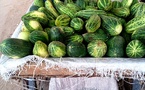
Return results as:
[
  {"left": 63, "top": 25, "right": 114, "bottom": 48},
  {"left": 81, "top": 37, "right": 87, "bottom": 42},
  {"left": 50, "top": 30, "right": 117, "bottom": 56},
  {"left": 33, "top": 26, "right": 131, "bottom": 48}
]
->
[
  {"left": 67, "top": 42, "right": 86, "bottom": 57},
  {"left": 87, "top": 40, "right": 107, "bottom": 57},
  {"left": 126, "top": 40, "right": 145, "bottom": 58},
  {"left": 48, "top": 41, "right": 66, "bottom": 57}
]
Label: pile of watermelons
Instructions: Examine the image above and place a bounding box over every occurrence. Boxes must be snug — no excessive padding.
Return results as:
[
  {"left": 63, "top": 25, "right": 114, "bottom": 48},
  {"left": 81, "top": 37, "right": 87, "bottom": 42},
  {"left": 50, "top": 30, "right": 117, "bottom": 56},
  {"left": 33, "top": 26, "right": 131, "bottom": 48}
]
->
[{"left": 1, "top": 0, "right": 145, "bottom": 59}]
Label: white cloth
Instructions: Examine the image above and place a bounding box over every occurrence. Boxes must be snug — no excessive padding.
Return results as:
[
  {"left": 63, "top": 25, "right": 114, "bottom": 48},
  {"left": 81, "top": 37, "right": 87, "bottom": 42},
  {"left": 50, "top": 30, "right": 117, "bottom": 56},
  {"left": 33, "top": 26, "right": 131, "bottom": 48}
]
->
[{"left": 49, "top": 77, "right": 118, "bottom": 90}]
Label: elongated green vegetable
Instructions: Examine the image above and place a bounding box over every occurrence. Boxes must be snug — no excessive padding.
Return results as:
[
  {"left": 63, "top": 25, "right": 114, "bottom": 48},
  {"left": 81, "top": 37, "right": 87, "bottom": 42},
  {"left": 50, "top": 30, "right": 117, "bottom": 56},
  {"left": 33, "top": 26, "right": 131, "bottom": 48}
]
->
[
  {"left": 23, "top": 19, "right": 43, "bottom": 32},
  {"left": 53, "top": 0, "right": 76, "bottom": 18},
  {"left": 97, "top": 0, "right": 112, "bottom": 11},
  {"left": 38, "top": 7, "right": 55, "bottom": 20},
  {"left": 111, "top": 7, "right": 130, "bottom": 18},
  {"left": 45, "top": 0, "right": 59, "bottom": 18},
  {"left": 85, "top": 14, "right": 101, "bottom": 33},
  {"left": 22, "top": 11, "right": 48, "bottom": 26},
  {"left": 55, "top": 14, "right": 71, "bottom": 26},
  {"left": 75, "top": 9, "right": 107, "bottom": 19},
  {"left": 33, "top": 41, "right": 49, "bottom": 58},
  {"left": 125, "top": 15, "right": 145, "bottom": 33},
  {"left": 100, "top": 15, "right": 122, "bottom": 36}
]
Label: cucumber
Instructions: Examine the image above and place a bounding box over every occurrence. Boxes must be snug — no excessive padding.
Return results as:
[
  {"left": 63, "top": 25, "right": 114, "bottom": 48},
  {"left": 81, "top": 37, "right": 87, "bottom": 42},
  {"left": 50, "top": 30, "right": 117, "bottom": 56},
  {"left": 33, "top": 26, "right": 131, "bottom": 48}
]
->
[
  {"left": 106, "top": 35, "right": 125, "bottom": 57},
  {"left": 106, "top": 13, "right": 126, "bottom": 25},
  {"left": 22, "top": 11, "right": 48, "bottom": 26},
  {"left": 75, "top": 0, "right": 87, "bottom": 10},
  {"left": 29, "top": 30, "right": 49, "bottom": 44},
  {"left": 66, "top": 3, "right": 81, "bottom": 12},
  {"left": 23, "top": 19, "right": 43, "bottom": 32},
  {"left": 100, "top": 15, "right": 123, "bottom": 36},
  {"left": 38, "top": 7, "right": 55, "bottom": 20},
  {"left": 33, "top": 41, "right": 49, "bottom": 58},
  {"left": 45, "top": 0, "right": 59, "bottom": 18},
  {"left": 126, "top": 40, "right": 145, "bottom": 58},
  {"left": 70, "top": 17, "right": 84, "bottom": 31},
  {"left": 97, "top": 0, "right": 112, "bottom": 11},
  {"left": 87, "top": 40, "right": 107, "bottom": 57},
  {"left": 0, "top": 38, "right": 33, "bottom": 59},
  {"left": 75, "top": 9, "right": 107, "bottom": 19},
  {"left": 65, "top": 34, "right": 83, "bottom": 44},
  {"left": 131, "top": 29, "right": 145, "bottom": 43},
  {"left": 53, "top": 0, "right": 76, "bottom": 18},
  {"left": 125, "top": 15, "right": 145, "bottom": 33},
  {"left": 67, "top": 42, "right": 86, "bottom": 57},
  {"left": 135, "top": 3, "right": 145, "bottom": 18},
  {"left": 85, "top": 14, "right": 101, "bottom": 33},
  {"left": 83, "top": 28, "right": 109, "bottom": 43},
  {"left": 55, "top": 14, "right": 71, "bottom": 26},
  {"left": 48, "top": 41, "right": 66, "bottom": 57},
  {"left": 18, "top": 31, "right": 30, "bottom": 41},
  {"left": 60, "top": 26, "right": 75, "bottom": 37},
  {"left": 111, "top": 7, "right": 130, "bottom": 18},
  {"left": 130, "top": 2, "right": 144, "bottom": 19},
  {"left": 112, "top": 1, "right": 122, "bottom": 8},
  {"left": 49, "top": 27, "right": 64, "bottom": 42}
]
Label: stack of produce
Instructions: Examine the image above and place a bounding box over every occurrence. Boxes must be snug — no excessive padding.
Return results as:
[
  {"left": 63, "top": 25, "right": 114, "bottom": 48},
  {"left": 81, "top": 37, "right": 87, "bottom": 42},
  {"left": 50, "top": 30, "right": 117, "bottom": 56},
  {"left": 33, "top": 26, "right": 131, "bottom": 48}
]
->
[{"left": 1, "top": 0, "right": 145, "bottom": 59}]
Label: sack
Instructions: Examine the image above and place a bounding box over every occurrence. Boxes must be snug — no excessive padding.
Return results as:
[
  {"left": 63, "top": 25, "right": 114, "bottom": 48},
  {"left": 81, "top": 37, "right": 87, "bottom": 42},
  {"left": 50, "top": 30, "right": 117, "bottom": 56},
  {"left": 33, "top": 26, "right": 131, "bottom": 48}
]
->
[{"left": 49, "top": 77, "right": 118, "bottom": 90}]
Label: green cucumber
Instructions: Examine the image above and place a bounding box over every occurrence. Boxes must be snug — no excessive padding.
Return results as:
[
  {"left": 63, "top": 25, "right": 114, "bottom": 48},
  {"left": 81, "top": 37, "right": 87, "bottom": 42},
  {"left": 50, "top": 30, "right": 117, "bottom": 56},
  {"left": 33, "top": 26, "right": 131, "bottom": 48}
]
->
[
  {"left": 38, "top": 7, "right": 55, "bottom": 20},
  {"left": 85, "top": 14, "right": 101, "bottom": 33},
  {"left": 53, "top": 0, "right": 76, "bottom": 18},
  {"left": 33, "top": 41, "right": 49, "bottom": 58},
  {"left": 75, "top": 0, "right": 87, "bottom": 10},
  {"left": 70, "top": 17, "right": 84, "bottom": 31},
  {"left": 97, "top": 0, "right": 112, "bottom": 11},
  {"left": 48, "top": 41, "right": 66, "bottom": 57},
  {"left": 49, "top": 26, "right": 64, "bottom": 42},
  {"left": 65, "top": 34, "right": 83, "bottom": 44},
  {"left": 22, "top": 11, "right": 48, "bottom": 26},
  {"left": 75, "top": 9, "right": 107, "bottom": 19},
  {"left": 106, "top": 35, "right": 125, "bottom": 57},
  {"left": 0, "top": 38, "right": 33, "bottom": 59},
  {"left": 111, "top": 7, "right": 130, "bottom": 18},
  {"left": 67, "top": 42, "right": 86, "bottom": 57},
  {"left": 60, "top": 26, "right": 75, "bottom": 37},
  {"left": 126, "top": 40, "right": 145, "bottom": 58},
  {"left": 29, "top": 30, "right": 49, "bottom": 44},
  {"left": 112, "top": 1, "right": 122, "bottom": 8},
  {"left": 100, "top": 15, "right": 123, "bottom": 36},
  {"left": 131, "top": 29, "right": 145, "bottom": 43},
  {"left": 23, "top": 19, "right": 43, "bottom": 32},
  {"left": 83, "top": 28, "right": 109, "bottom": 43},
  {"left": 125, "top": 15, "right": 145, "bottom": 33},
  {"left": 45, "top": 0, "right": 59, "bottom": 18},
  {"left": 55, "top": 14, "right": 71, "bottom": 26},
  {"left": 87, "top": 40, "right": 107, "bottom": 57}
]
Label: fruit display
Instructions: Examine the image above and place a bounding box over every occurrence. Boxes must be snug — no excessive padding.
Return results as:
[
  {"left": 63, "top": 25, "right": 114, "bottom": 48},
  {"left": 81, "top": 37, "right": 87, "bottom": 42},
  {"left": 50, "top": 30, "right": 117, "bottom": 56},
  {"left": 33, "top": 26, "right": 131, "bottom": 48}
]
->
[{"left": 1, "top": 0, "right": 145, "bottom": 59}]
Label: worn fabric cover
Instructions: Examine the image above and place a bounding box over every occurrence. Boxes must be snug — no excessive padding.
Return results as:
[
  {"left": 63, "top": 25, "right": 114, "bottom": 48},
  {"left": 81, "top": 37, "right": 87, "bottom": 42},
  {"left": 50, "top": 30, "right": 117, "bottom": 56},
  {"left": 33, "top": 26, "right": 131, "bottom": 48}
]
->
[{"left": 49, "top": 77, "right": 118, "bottom": 90}]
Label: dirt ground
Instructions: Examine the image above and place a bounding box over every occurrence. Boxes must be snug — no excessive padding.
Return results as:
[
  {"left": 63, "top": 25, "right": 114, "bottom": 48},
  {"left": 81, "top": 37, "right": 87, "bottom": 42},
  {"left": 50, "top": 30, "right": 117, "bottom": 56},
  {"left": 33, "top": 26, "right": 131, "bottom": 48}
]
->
[{"left": 0, "top": 0, "right": 33, "bottom": 89}]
